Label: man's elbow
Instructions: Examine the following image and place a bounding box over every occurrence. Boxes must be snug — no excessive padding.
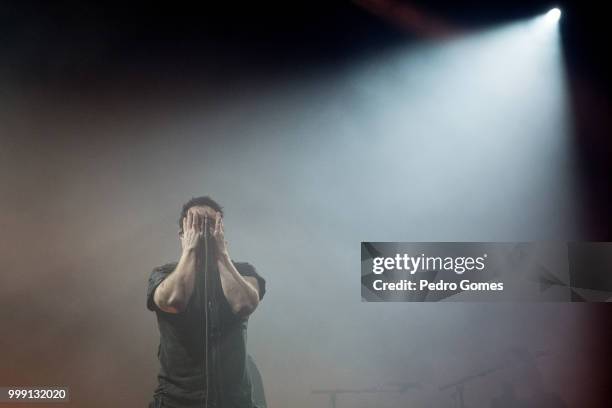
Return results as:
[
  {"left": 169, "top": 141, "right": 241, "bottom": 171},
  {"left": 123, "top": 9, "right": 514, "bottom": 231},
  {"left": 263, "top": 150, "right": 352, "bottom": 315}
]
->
[
  {"left": 155, "top": 292, "right": 188, "bottom": 314},
  {"left": 233, "top": 298, "right": 259, "bottom": 318},
  {"left": 166, "top": 299, "right": 188, "bottom": 313}
]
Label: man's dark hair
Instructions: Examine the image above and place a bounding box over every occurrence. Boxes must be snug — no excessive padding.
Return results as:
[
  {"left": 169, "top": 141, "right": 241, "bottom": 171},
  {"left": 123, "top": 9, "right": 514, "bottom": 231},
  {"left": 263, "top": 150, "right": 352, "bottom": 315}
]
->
[{"left": 178, "top": 196, "right": 223, "bottom": 233}]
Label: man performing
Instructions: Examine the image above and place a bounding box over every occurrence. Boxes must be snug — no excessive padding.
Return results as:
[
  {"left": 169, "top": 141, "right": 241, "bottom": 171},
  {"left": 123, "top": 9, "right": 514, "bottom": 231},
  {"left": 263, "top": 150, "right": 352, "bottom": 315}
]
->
[{"left": 147, "top": 196, "right": 266, "bottom": 408}]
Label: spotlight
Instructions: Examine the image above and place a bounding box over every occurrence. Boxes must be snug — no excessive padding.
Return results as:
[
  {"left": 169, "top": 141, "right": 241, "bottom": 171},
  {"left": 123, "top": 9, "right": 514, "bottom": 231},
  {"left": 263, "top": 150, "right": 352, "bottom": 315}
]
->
[{"left": 545, "top": 7, "right": 562, "bottom": 23}]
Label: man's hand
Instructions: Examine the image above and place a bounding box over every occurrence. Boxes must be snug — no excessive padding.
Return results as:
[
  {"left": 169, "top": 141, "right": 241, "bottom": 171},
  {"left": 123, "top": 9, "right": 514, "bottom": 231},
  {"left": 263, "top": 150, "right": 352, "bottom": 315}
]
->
[
  {"left": 180, "top": 210, "right": 205, "bottom": 252},
  {"left": 211, "top": 212, "right": 229, "bottom": 257}
]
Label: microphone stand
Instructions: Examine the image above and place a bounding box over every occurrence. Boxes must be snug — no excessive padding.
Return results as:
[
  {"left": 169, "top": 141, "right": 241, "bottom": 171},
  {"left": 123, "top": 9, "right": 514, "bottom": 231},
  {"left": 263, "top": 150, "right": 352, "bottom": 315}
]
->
[
  {"left": 200, "top": 217, "right": 220, "bottom": 408},
  {"left": 203, "top": 220, "right": 210, "bottom": 408},
  {"left": 194, "top": 218, "right": 214, "bottom": 408}
]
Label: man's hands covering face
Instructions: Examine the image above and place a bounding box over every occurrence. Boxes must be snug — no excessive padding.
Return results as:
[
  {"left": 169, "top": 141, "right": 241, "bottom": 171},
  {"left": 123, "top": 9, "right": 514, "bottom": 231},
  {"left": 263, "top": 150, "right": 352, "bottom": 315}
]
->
[{"left": 181, "top": 209, "right": 227, "bottom": 257}]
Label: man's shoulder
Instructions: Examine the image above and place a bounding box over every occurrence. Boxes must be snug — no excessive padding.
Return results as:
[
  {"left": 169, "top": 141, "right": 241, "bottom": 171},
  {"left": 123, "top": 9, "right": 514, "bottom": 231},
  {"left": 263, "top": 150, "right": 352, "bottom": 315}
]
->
[
  {"left": 232, "top": 260, "right": 257, "bottom": 274},
  {"left": 232, "top": 260, "right": 253, "bottom": 268},
  {"left": 151, "top": 262, "right": 178, "bottom": 277},
  {"left": 232, "top": 261, "right": 266, "bottom": 300},
  {"left": 146, "top": 262, "right": 178, "bottom": 311},
  {"left": 150, "top": 260, "right": 258, "bottom": 276},
  {"left": 156, "top": 261, "right": 179, "bottom": 270}
]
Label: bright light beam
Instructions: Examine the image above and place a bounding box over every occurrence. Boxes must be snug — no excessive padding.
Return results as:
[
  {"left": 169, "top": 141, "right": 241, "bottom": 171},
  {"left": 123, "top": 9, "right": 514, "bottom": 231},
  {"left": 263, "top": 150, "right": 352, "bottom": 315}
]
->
[{"left": 545, "top": 7, "right": 562, "bottom": 24}]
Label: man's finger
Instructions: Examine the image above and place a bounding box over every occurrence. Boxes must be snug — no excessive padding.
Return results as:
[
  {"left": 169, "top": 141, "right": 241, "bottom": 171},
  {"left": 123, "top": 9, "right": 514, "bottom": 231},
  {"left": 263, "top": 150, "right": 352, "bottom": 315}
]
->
[
  {"left": 213, "top": 215, "right": 219, "bottom": 236},
  {"left": 187, "top": 211, "right": 193, "bottom": 230},
  {"left": 194, "top": 213, "right": 201, "bottom": 232}
]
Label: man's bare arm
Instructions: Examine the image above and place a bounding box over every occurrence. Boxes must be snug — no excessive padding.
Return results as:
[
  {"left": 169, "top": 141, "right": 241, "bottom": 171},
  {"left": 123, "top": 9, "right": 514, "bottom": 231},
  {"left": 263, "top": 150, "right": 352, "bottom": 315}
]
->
[
  {"left": 153, "top": 211, "right": 203, "bottom": 313},
  {"left": 212, "top": 214, "right": 260, "bottom": 317},
  {"left": 218, "top": 255, "right": 261, "bottom": 317}
]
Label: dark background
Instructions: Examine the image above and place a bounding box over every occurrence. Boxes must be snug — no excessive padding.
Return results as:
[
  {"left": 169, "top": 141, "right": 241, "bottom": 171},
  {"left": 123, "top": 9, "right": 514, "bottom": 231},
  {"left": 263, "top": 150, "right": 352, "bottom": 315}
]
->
[
  {"left": 3, "top": 0, "right": 611, "bottom": 235},
  {"left": 1, "top": 1, "right": 611, "bottom": 407}
]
